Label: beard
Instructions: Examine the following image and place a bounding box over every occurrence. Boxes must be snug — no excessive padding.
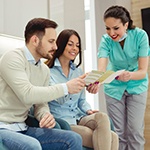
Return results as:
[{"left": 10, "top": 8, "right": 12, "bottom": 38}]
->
[{"left": 35, "top": 41, "right": 55, "bottom": 60}]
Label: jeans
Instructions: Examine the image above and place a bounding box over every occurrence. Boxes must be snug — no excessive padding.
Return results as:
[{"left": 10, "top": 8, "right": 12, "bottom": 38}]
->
[{"left": 0, "top": 127, "right": 82, "bottom": 150}]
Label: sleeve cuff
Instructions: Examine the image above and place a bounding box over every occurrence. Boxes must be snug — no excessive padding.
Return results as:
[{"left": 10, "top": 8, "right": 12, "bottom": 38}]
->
[{"left": 61, "top": 83, "right": 68, "bottom": 95}]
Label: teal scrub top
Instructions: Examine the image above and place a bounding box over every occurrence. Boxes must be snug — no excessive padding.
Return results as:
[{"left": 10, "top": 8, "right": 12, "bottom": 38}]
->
[{"left": 97, "top": 27, "right": 150, "bottom": 100}]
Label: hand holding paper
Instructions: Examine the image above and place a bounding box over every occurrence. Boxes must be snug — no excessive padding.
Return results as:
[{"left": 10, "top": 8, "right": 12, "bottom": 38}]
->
[{"left": 84, "top": 69, "right": 125, "bottom": 86}]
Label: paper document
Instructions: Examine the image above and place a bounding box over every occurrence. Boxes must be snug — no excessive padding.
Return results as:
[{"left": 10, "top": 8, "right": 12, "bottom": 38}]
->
[{"left": 84, "top": 69, "right": 125, "bottom": 86}]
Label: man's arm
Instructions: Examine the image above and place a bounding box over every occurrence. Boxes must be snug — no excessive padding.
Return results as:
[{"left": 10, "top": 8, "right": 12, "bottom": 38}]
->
[{"left": 0, "top": 50, "right": 85, "bottom": 104}]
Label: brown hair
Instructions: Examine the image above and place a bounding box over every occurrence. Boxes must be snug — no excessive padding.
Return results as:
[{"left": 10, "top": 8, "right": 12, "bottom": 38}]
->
[
  {"left": 24, "top": 18, "right": 58, "bottom": 43},
  {"left": 104, "top": 5, "right": 135, "bottom": 29},
  {"left": 46, "top": 29, "right": 82, "bottom": 68}
]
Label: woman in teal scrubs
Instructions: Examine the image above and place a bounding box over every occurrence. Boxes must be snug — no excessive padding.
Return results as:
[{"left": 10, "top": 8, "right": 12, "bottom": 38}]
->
[{"left": 97, "top": 5, "right": 150, "bottom": 150}]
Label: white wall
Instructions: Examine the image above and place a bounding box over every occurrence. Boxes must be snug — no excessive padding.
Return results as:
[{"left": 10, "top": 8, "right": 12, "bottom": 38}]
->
[
  {"left": 0, "top": 0, "right": 49, "bottom": 38},
  {"left": 0, "top": 0, "right": 4, "bottom": 33},
  {"left": 0, "top": 34, "right": 24, "bottom": 57},
  {"left": 50, "top": 0, "right": 85, "bottom": 50}
]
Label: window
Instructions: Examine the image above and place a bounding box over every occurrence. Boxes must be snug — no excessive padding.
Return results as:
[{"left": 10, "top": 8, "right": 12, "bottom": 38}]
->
[{"left": 84, "top": 0, "right": 99, "bottom": 109}]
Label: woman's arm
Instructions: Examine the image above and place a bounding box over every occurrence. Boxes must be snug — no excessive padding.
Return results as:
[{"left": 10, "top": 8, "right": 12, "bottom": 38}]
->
[
  {"left": 118, "top": 57, "right": 149, "bottom": 81},
  {"left": 131, "top": 57, "right": 149, "bottom": 80},
  {"left": 98, "top": 57, "right": 108, "bottom": 72}
]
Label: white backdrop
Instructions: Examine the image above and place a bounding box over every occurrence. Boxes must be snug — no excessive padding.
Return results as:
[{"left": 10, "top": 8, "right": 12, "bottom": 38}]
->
[{"left": 0, "top": 34, "right": 24, "bottom": 57}]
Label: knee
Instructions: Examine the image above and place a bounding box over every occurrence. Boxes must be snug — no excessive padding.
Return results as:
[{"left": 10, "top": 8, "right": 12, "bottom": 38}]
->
[
  {"left": 23, "top": 139, "right": 42, "bottom": 150},
  {"left": 3, "top": 138, "right": 42, "bottom": 150},
  {"left": 127, "top": 125, "right": 144, "bottom": 137},
  {"left": 111, "top": 131, "right": 119, "bottom": 149},
  {"left": 95, "top": 112, "right": 109, "bottom": 123},
  {"left": 69, "top": 131, "right": 82, "bottom": 145},
  {"left": 111, "top": 131, "right": 119, "bottom": 144}
]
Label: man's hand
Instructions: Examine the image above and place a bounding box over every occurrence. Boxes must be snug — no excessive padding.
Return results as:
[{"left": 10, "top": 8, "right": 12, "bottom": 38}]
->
[
  {"left": 66, "top": 74, "right": 86, "bottom": 94},
  {"left": 39, "top": 112, "right": 56, "bottom": 128}
]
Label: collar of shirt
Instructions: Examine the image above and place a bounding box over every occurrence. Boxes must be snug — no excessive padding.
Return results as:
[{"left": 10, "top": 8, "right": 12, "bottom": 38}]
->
[
  {"left": 23, "top": 46, "right": 41, "bottom": 66},
  {"left": 54, "top": 58, "right": 76, "bottom": 70}
]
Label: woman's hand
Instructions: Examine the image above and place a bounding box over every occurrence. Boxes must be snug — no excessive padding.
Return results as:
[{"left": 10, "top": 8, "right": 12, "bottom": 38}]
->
[
  {"left": 86, "top": 110, "right": 99, "bottom": 115},
  {"left": 117, "top": 71, "right": 132, "bottom": 82},
  {"left": 86, "top": 82, "right": 100, "bottom": 94}
]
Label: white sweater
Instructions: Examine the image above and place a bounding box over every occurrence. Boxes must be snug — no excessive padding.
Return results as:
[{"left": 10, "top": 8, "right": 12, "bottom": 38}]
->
[{"left": 0, "top": 48, "right": 64, "bottom": 123}]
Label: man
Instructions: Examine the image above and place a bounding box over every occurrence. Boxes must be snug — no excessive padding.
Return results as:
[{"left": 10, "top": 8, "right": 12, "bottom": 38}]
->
[{"left": 0, "top": 18, "right": 85, "bottom": 150}]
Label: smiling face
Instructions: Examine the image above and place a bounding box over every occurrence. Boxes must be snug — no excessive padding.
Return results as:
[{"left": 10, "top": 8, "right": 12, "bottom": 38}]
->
[
  {"left": 105, "top": 17, "right": 128, "bottom": 42},
  {"left": 61, "top": 34, "right": 80, "bottom": 61}
]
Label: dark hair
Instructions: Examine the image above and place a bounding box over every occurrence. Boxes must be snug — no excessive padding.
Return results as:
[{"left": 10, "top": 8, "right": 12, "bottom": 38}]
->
[
  {"left": 24, "top": 18, "right": 58, "bottom": 43},
  {"left": 104, "top": 5, "right": 135, "bottom": 29},
  {"left": 46, "top": 29, "right": 82, "bottom": 68}
]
